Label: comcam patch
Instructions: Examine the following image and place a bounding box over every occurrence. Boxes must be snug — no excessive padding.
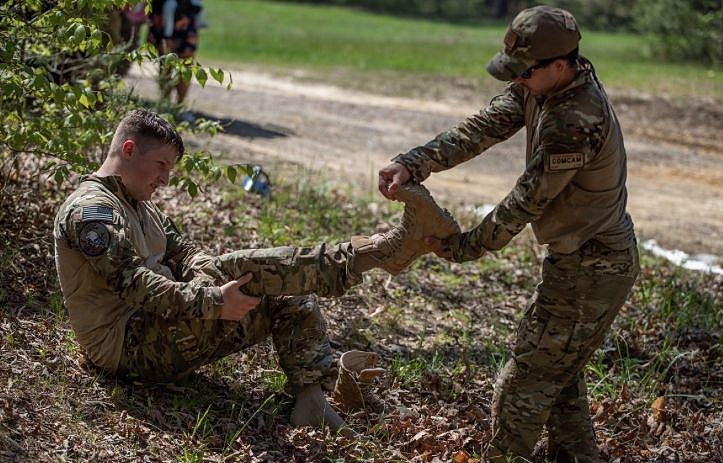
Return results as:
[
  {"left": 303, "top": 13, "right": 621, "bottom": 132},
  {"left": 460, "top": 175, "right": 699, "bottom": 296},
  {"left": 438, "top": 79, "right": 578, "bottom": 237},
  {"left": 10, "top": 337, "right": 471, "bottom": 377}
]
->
[
  {"left": 548, "top": 153, "right": 584, "bottom": 171},
  {"left": 79, "top": 221, "right": 111, "bottom": 256}
]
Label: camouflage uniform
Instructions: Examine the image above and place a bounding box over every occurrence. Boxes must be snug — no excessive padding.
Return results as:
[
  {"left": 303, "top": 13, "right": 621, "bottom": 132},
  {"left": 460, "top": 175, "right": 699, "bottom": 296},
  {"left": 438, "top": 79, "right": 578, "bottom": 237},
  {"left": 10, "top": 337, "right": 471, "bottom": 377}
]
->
[
  {"left": 392, "top": 7, "right": 638, "bottom": 461},
  {"left": 53, "top": 175, "right": 360, "bottom": 392},
  {"left": 489, "top": 241, "right": 638, "bottom": 462},
  {"left": 118, "top": 293, "right": 337, "bottom": 389}
]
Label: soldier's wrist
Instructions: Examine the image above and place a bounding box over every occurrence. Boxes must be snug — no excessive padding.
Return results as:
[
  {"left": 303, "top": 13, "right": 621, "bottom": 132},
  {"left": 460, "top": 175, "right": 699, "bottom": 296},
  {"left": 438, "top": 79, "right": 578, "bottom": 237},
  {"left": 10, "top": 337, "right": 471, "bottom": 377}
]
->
[{"left": 451, "top": 231, "right": 487, "bottom": 262}]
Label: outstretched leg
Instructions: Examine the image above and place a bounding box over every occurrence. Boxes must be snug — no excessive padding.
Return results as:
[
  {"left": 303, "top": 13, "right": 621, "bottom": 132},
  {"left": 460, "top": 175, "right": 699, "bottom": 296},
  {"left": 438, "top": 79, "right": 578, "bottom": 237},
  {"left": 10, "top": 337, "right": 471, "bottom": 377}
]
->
[{"left": 216, "top": 182, "right": 461, "bottom": 295}]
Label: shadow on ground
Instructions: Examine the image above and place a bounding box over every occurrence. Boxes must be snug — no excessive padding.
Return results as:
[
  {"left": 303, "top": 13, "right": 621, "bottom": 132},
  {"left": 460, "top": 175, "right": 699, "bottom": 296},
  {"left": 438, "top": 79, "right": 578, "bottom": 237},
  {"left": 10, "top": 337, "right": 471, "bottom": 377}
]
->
[{"left": 192, "top": 110, "right": 293, "bottom": 140}]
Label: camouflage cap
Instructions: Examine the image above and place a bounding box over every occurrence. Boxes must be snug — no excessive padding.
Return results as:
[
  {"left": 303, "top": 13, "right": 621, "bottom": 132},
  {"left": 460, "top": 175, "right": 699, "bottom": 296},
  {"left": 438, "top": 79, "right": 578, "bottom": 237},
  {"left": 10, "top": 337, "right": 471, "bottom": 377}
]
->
[{"left": 486, "top": 6, "right": 581, "bottom": 81}]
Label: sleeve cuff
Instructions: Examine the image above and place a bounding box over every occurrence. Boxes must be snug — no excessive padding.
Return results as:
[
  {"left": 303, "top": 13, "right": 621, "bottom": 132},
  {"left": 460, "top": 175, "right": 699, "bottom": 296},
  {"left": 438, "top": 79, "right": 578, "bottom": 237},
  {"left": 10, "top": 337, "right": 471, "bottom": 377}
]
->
[{"left": 202, "top": 286, "right": 224, "bottom": 319}]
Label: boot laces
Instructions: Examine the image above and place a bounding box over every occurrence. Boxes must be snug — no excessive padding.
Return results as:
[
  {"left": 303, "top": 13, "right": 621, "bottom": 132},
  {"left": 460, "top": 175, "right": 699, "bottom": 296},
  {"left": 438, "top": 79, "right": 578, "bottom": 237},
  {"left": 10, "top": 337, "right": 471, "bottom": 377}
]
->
[{"left": 378, "top": 225, "right": 404, "bottom": 254}]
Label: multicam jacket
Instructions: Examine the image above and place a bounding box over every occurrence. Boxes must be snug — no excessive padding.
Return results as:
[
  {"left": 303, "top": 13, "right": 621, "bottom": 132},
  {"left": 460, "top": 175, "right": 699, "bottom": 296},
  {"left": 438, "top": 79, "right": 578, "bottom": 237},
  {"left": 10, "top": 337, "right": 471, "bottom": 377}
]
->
[
  {"left": 53, "top": 175, "right": 225, "bottom": 372},
  {"left": 393, "top": 58, "right": 636, "bottom": 259}
]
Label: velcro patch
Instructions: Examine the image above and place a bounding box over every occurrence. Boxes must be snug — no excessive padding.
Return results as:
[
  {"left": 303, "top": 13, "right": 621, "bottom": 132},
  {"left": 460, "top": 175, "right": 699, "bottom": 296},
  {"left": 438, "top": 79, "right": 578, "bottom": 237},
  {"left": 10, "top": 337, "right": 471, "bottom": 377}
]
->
[
  {"left": 548, "top": 153, "right": 584, "bottom": 171},
  {"left": 503, "top": 28, "right": 518, "bottom": 52},
  {"left": 79, "top": 221, "right": 111, "bottom": 256},
  {"left": 81, "top": 205, "right": 113, "bottom": 223}
]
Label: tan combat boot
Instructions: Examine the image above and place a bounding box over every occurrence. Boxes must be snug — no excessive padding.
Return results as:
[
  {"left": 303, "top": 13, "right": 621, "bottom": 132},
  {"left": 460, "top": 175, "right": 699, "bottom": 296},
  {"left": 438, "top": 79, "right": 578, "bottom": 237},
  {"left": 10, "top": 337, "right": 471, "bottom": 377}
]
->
[
  {"left": 333, "top": 350, "right": 385, "bottom": 412},
  {"left": 351, "top": 183, "right": 460, "bottom": 275}
]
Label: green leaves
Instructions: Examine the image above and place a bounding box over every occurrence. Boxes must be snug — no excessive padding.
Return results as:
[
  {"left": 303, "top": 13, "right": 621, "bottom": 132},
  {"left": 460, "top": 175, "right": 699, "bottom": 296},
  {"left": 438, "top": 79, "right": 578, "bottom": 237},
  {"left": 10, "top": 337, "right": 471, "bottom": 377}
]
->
[
  {"left": 1, "top": 0, "right": 236, "bottom": 195},
  {"left": 194, "top": 67, "right": 208, "bottom": 87},
  {"left": 209, "top": 67, "right": 225, "bottom": 85},
  {"left": 52, "top": 165, "right": 71, "bottom": 185},
  {"left": 632, "top": 0, "right": 721, "bottom": 64},
  {"left": 73, "top": 24, "right": 87, "bottom": 46},
  {"left": 171, "top": 150, "right": 255, "bottom": 197},
  {"left": 77, "top": 93, "right": 93, "bottom": 109},
  {"left": 225, "top": 165, "right": 238, "bottom": 184},
  {"left": 2, "top": 2, "right": 125, "bottom": 167}
]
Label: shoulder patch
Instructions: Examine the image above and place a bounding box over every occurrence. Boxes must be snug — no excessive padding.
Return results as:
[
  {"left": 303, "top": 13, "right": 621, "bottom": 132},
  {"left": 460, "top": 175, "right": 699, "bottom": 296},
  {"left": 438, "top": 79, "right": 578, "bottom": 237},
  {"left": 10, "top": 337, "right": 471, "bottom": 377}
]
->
[
  {"left": 79, "top": 221, "right": 111, "bottom": 256},
  {"left": 548, "top": 153, "right": 584, "bottom": 171},
  {"left": 81, "top": 205, "right": 114, "bottom": 223}
]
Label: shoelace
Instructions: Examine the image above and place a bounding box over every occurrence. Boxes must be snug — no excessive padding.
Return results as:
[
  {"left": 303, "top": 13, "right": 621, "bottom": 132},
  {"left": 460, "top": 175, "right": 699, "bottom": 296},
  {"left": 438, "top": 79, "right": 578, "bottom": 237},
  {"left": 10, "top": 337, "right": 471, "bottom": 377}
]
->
[
  {"left": 378, "top": 225, "right": 404, "bottom": 253},
  {"left": 378, "top": 184, "right": 459, "bottom": 256}
]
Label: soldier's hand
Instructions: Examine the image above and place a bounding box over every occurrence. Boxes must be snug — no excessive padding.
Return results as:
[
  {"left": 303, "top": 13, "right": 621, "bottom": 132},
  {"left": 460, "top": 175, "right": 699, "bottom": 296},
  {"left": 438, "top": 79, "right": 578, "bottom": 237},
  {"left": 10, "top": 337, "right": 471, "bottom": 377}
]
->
[
  {"left": 378, "top": 162, "right": 411, "bottom": 199},
  {"left": 219, "top": 273, "right": 261, "bottom": 320}
]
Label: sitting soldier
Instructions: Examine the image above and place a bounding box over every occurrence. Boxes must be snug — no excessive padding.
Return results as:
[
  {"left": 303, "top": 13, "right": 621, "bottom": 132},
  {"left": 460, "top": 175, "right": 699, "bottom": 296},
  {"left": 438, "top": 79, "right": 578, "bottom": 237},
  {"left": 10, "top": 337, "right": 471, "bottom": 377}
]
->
[{"left": 53, "top": 108, "right": 459, "bottom": 432}]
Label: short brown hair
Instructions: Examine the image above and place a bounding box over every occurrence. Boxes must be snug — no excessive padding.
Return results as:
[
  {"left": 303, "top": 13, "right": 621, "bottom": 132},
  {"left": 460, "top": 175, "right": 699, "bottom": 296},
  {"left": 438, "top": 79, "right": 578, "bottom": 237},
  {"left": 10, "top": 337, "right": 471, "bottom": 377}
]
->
[{"left": 111, "top": 109, "right": 184, "bottom": 157}]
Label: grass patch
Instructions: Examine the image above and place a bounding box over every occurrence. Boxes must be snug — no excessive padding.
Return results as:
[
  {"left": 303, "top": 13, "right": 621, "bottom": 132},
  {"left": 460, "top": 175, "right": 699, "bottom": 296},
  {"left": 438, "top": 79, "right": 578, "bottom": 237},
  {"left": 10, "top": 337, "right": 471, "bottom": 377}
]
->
[
  {"left": 199, "top": 0, "right": 722, "bottom": 98},
  {"left": 223, "top": 166, "right": 400, "bottom": 247},
  {"left": 389, "top": 351, "right": 442, "bottom": 388}
]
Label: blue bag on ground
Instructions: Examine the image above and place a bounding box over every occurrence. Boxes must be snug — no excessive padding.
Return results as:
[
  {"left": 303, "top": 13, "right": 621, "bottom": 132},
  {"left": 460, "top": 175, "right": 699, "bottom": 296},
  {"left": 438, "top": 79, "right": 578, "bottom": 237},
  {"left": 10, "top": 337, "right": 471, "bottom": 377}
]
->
[{"left": 242, "top": 165, "right": 271, "bottom": 197}]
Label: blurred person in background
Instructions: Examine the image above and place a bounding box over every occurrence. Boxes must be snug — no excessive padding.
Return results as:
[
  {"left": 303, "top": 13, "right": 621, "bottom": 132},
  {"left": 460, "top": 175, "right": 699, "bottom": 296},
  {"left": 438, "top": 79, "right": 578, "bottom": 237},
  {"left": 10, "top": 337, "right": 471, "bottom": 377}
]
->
[{"left": 147, "top": 0, "right": 204, "bottom": 107}]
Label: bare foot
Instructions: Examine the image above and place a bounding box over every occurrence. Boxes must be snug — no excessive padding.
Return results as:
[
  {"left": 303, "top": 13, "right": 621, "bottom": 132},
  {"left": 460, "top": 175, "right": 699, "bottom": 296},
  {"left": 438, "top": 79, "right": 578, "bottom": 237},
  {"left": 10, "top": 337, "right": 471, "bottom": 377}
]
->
[{"left": 290, "top": 384, "right": 352, "bottom": 435}]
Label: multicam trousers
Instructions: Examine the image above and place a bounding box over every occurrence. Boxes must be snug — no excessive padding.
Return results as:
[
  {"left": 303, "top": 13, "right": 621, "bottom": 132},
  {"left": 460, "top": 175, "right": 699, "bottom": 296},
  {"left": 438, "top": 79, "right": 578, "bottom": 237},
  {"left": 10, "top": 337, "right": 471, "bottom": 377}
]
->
[
  {"left": 117, "top": 294, "right": 337, "bottom": 392},
  {"left": 116, "top": 243, "right": 363, "bottom": 391},
  {"left": 488, "top": 239, "right": 640, "bottom": 463},
  {"left": 215, "top": 243, "right": 362, "bottom": 298}
]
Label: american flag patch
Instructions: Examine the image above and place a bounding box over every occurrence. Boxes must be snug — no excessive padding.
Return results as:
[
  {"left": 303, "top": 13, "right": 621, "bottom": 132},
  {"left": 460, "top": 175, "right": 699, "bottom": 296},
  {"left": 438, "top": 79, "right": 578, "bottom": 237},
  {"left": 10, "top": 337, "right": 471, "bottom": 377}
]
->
[{"left": 81, "top": 205, "right": 114, "bottom": 222}]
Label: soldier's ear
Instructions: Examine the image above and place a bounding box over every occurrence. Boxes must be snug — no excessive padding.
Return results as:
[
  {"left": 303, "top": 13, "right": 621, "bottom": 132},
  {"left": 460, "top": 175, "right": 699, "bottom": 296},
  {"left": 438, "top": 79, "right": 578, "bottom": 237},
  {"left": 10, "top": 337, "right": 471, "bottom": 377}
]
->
[
  {"left": 553, "top": 58, "right": 567, "bottom": 73},
  {"left": 120, "top": 139, "right": 137, "bottom": 159}
]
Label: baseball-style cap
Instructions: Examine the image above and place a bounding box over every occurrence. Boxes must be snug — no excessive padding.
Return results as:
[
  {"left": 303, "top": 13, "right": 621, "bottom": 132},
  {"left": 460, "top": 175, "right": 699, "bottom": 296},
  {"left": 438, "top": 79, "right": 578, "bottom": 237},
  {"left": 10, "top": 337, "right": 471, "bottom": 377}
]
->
[{"left": 486, "top": 6, "right": 581, "bottom": 81}]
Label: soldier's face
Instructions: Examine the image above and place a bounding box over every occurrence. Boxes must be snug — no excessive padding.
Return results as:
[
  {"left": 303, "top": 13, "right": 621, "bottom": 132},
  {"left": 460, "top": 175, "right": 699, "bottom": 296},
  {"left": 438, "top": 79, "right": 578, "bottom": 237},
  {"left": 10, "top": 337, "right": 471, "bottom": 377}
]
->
[
  {"left": 512, "top": 59, "right": 566, "bottom": 96},
  {"left": 122, "top": 140, "right": 178, "bottom": 201}
]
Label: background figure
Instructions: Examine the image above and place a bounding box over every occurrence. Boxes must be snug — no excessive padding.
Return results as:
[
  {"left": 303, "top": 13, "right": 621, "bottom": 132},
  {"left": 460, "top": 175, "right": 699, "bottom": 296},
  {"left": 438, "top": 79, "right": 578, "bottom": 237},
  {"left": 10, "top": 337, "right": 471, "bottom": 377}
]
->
[
  {"left": 147, "top": 0, "right": 202, "bottom": 103},
  {"left": 104, "top": 2, "right": 146, "bottom": 77}
]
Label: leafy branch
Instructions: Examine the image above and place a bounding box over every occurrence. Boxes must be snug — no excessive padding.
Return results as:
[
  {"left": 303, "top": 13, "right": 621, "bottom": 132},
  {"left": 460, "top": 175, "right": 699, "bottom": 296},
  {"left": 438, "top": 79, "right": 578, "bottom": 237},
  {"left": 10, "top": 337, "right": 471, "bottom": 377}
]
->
[{"left": 0, "top": 0, "right": 241, "bottom": 198}]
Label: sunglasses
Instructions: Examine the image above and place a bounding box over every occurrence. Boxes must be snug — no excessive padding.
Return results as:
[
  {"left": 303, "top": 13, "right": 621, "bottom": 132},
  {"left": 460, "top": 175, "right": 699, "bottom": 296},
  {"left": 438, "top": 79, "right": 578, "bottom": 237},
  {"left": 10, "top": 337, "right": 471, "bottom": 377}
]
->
[{"left": 517, "top": 56, "right": 561, "bottom": 79}]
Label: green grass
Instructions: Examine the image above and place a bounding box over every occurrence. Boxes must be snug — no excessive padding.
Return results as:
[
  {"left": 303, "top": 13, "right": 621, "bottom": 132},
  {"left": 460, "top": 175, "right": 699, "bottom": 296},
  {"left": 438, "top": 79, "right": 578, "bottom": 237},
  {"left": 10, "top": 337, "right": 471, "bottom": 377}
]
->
[
  {"left": 389, "top": 350, "right": 444, "bottom": 388},
  {"left": 198, "top": 0, "right": 721, "bottom": 98},
  {"left": 225, "top": 166, "right": 400, "bottom": 247}
]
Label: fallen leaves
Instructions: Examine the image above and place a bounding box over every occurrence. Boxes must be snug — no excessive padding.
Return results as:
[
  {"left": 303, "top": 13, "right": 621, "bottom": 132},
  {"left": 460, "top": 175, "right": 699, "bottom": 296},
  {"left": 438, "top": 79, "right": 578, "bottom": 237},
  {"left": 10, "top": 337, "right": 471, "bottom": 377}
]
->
[{"left": 1, "top": 160, "right": 721, "bottom": 462}]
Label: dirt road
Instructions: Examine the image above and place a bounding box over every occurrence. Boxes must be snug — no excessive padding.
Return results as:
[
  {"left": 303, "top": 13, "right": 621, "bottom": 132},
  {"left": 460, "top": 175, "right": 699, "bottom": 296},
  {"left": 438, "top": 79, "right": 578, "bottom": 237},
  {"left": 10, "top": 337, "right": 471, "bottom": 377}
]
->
[{"left": 128, "top": 66, "right": 723, "bottom": 261}]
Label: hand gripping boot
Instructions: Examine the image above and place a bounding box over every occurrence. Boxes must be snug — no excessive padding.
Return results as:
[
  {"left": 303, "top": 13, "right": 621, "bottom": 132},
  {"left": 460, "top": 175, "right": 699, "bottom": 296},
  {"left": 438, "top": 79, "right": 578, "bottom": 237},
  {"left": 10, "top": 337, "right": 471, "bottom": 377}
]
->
[
  {"left": 352, "top": 183, "right": 460, "bottom": 275},
  {"left": 333, "top": 350, "right": 385, "bottom": 412}
]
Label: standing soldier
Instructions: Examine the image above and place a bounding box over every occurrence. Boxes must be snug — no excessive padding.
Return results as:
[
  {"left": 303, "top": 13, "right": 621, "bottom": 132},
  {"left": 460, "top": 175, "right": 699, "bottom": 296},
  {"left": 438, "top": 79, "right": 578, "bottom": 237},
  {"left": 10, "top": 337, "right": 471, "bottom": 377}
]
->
[
  {"left": 53, "top": 109, "right": 458, "bottom": 433},
  {"left": 378, "top": 6, "right": 640, "bottom": 462}
]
